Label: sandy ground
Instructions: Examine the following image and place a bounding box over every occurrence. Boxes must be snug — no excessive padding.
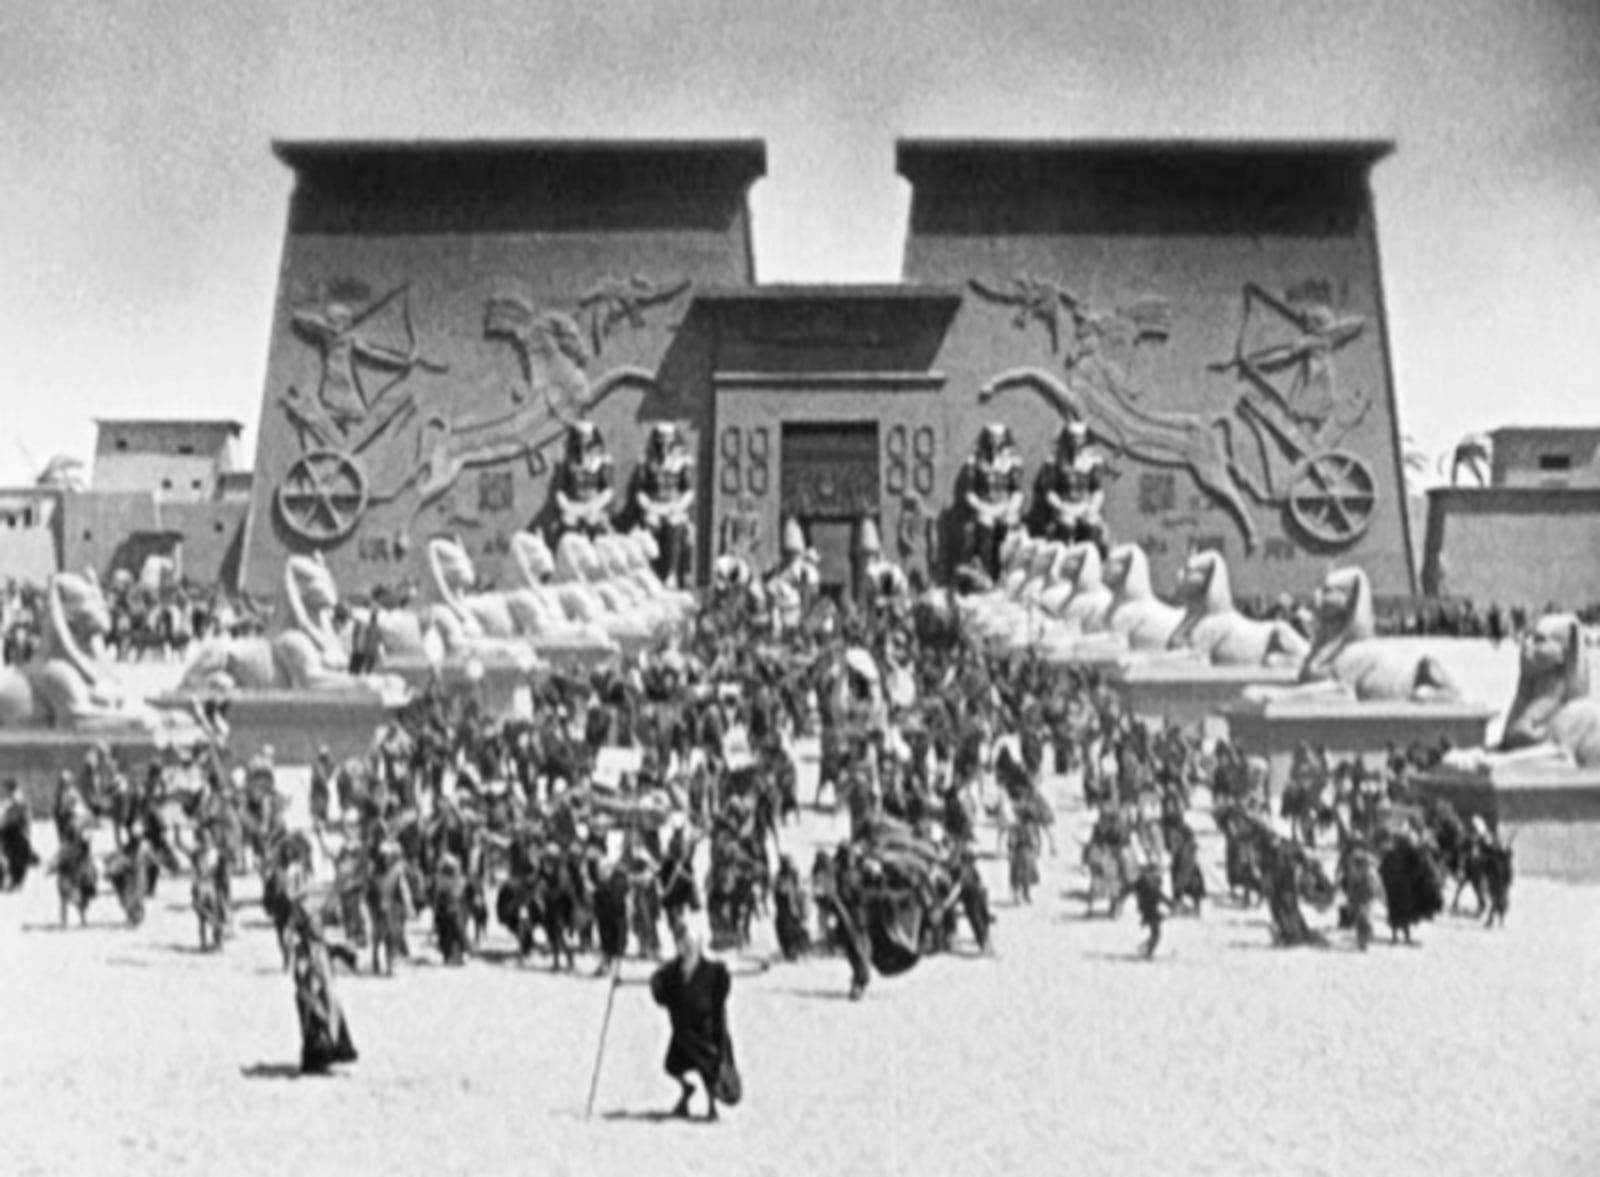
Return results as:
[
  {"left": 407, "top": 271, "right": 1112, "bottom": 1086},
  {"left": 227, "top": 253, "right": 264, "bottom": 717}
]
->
[{"left": 5, "top": 641, "right": 1599, "bottom": 1176}]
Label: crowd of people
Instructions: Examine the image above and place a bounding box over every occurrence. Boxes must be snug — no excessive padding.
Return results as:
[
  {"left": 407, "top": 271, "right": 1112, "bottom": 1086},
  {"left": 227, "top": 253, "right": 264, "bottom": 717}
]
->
[
  {"left": 0, "top": 575, "right": 269, "bottom": 665},
  {"left": 0, "top": 534, "right": 1524, "bottom": 1105}
]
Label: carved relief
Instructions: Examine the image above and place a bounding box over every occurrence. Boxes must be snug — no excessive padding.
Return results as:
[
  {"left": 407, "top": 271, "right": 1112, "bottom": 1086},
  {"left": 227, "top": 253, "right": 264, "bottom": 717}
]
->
[
  {"left": 276, "top": 280, "right": 449, "bottom": 546},
  {"left": 402, "top": 287, "right": 676, "bottom": 513},
  {"left": 576, "top": 275, "right": 690, "bottom": 357},
  {"left": 973, "top": 273, "right": 1379, "bottom": 554}
]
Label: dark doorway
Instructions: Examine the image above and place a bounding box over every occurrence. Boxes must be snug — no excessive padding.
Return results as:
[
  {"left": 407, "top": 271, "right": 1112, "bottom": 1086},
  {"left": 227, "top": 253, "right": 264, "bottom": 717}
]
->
[{"left": 781, "top": 421, "right": 880, "bottom": 601}]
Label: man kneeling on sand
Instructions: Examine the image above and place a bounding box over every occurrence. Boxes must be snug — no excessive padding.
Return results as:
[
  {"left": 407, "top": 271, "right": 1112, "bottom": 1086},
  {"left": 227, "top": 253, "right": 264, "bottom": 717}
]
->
[{"left": 650, "top": 912, "right": 738, "bottom": 1121}]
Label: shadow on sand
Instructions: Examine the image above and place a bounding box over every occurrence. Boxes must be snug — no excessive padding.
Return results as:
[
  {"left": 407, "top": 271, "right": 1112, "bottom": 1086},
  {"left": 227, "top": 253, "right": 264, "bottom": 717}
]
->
[
  {"left": 764, "top": 986, "right": 856, "bottom": 1001},
  {"left": 240, "top": 1062, "right": 308, "bottom": 1081},
  {"left": 600, "top": 1108, "right": 715, "bottom": 1126}
]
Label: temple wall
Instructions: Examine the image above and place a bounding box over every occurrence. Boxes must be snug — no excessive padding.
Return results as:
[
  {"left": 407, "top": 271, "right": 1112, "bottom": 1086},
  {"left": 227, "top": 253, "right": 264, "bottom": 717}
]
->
[
  {"left": 58, "top": 493, "right": 248, "bottom": 587},
  {"left": 1422, "top": 487, "right": 1600, "bottom": 610},
  {"left": 238, "top": 142, "right": 764, "bottom": 596},
  {"left": 238, "top": 139, "right": 1419, "bottom": 600},
  {"left": 898, "top": 142, "right": 1414, "bottom": 599}
]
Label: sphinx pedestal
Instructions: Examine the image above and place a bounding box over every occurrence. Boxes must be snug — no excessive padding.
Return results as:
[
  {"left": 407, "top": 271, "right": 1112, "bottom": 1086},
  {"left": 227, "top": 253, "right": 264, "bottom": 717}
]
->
[
  {"left": 1412, "top": 763, "right": 1600, "bottom": 882},
  {"left": 382, "top": 657, "right": 538, "bottom": 721},
  {"left": 0, "top": 730, "right": 174, "bottom": 819},
  {"left": 1107, "top": 661, "right": 1300, "bottom": 737},
  {"left": 153, "top": 687, "right": 399, "bottom": 767},
  {"left": 1221, "top": 698, "right": 1496, "bottom": 794}
]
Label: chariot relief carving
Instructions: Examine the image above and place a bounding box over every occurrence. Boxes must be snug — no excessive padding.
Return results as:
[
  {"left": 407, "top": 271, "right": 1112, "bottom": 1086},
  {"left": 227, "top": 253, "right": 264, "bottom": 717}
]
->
[
  {"left": 276, "top": 279, "right": 447, "bottom": 546},
  {"left": 972, "top": 274, "right": 1380, "bottom": 554},
  {"left": 272, "top": 276, "right": 685, "bottom": 549}
]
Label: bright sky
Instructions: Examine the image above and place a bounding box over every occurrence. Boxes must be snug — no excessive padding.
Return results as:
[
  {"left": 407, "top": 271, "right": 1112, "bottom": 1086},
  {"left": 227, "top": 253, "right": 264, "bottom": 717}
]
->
[{"left": 1, "top": 0, "right": 1597, "bottom": 487}]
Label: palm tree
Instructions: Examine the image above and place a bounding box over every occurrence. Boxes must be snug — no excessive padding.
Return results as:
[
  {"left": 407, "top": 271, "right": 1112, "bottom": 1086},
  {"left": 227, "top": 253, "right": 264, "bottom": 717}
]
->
[
  {"left": 1401, "top": 435, "right": 1433, "bottom": 497},
  {"left": 1438, "top": 433, "right": 1491, "bottom": 488},
  {"left": 34, "top": 455, "right": 86, "bottom": 491}
]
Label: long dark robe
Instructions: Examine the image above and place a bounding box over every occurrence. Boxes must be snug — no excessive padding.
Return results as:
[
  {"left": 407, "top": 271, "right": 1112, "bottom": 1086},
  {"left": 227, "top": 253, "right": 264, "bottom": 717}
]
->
[
  {"left": 432, "top": 870, "right": 470, "bottom": 965},
  {"left": 55, "top": 832, "right": 98, "bottom": 915},
  {"left": 293, "top": 927, "right": 358, "bottom": 1074},
  {"left": 773, "top": 872, "right": 809, "bottom": 960},
  {"left": 1380, "top": 839, "right": 1444, "bottom": 938},
  {"left": 865, "top": 889, "right": 924, "bottom": 976},
  {"left": 650, "top": 956, "right": 731, "bottom": 1082},
  {"left": 0, "top": 799, "right": 39, "bottom": 889},
  {"left": 1263, "top": 840, "right": 1322, "bottom": 947},
  {"left": 593, "top": 867, "right": 630, "bottom": 960}
]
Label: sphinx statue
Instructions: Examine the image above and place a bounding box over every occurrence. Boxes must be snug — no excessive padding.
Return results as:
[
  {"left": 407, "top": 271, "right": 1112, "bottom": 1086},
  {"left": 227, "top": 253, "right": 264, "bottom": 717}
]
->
[
  {"left": 1101, "top": 544, "right": 1184, "bottom": 651},
  {"left": 1040, "top": 542, "right": 1115, "bottom": 634},
  {"left": 595, "top": 534, "right": 691, "bottom": 630},
  {"left": 1447, "top": 614, "right": 1600, "bottom": 770},
  {"left": 497, "top": 532, "right": 615, "bottom": 651},
  {"left": 0, "top": 571, "right": 200, "bottom": 737},
  {"left": 1247, "top": 566, "right": 1456, "bottom": 703},
  {"left": 549, "top": 532, "right": 658, "bottom": 652},
  {"left": 1155, "top": 550, "right": 1307, "bottom": 668},
  {"left": 421, "top": 537, "right": 542, "bottom": 675},
  {"left": 959, "top": 534, "right": 1043, "bottom": 644},
  {"left": 620, "top": 529, "right": 698, "bottom": 616},
  {"left": 179, "top": 554, "right": 398, "bottom": 694}
]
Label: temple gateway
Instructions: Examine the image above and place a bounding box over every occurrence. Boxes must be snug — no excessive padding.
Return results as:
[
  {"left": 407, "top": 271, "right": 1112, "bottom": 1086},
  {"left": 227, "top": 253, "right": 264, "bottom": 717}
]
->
[{"left": 240, "top": 138, "right": 1414, "bottom": 601}]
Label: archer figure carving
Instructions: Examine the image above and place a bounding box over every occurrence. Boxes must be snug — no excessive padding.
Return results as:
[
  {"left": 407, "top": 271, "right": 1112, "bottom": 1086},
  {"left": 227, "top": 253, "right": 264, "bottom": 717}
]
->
[
  {"left": 1209, "top": 283, "right": 1368, "bottom": 448},
  {"left": 291, "top": 281, "right": 447, "bottom": 434}
]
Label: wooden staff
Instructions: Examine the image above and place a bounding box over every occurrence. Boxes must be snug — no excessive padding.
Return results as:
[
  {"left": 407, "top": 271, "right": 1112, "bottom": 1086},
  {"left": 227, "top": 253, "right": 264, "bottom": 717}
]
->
[{"left": 584, "top": 957, "right": 623, "bottom": 1120}]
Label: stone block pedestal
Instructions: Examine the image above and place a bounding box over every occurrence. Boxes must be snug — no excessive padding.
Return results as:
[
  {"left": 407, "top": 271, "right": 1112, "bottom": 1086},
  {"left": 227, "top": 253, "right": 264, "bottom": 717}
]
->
[
  {"left": 1221, "top": 698, "right": 1496, "bottom": 792},
  {"left": 153, "top": 688, "right": 400, "bottom": 766},
  {"left": 0, "top": 730, "right": 171, "bottom": 819},
  {"left": 1413, "top": 763, "right": 1600, "bottom": 881},
  {"left": 1108, "top": 660, "right": 1300, "bottom": 736}
]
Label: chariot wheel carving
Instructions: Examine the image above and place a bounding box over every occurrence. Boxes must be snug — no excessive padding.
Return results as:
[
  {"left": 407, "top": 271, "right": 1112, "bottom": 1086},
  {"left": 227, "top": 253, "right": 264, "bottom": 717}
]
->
[
  {"left": 1284, "top": 449, "right": 1375, "bottom": 547},
  {"left": 276, "top": 449, "right": 369, "bottom": 545}
]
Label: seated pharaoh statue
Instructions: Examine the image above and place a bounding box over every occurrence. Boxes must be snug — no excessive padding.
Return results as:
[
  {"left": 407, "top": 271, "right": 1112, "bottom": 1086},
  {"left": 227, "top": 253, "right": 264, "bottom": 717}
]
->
[
  {"left": 630, "top": 422, "right": 695, "bottom": 590},
  {"left": 0, "top": 571, "right": 199, "bottom": 736},
  {"left": 1445, "top": 613, "right": 1600, "bottom": 771},
  {"left": 1163, "top": 550, "right": 1309, "bottom": 668},
  {"left": 554, "top": 421, "right": 615, "bottom": 539},
  {"left": 421, "top": 537, "right": 541, "bottom": 673},
  {"left": 959, "top": 423, "right": 1026, "bottom": 583},
  {"left": 179, "top": 553, "right": 402, "bottom": 695},
  {"left": 1244, "top": 566, "right": 1457, "bottom": 704}
]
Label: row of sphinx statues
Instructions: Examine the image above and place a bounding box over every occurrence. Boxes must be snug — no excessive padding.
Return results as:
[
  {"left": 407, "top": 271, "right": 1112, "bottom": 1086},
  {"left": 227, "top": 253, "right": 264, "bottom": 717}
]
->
[
  {"left": 2, "top": 523, "right": 1594, "bottom": 774},
  {"left": 958, "top": 532, "right": 1600, "bottom": 769},
  {"left": 178, "top": 529, "right": 697, "bottom": 696},
  {"left": 0, "top": 529, "right": 695, "bottom": 735}
]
